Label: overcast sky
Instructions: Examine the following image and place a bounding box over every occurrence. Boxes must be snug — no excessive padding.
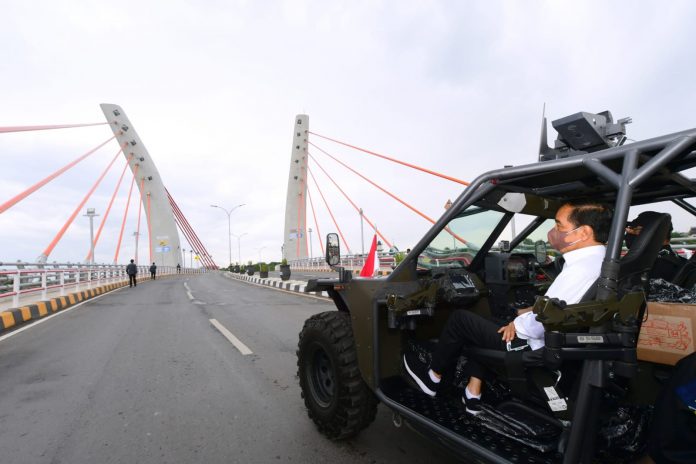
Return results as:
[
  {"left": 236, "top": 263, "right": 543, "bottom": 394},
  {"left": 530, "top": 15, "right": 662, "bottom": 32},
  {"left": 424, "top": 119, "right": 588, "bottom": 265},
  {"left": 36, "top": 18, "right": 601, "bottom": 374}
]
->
[{"left": 2, "top": 0, "right": 696, "bottom": 266}]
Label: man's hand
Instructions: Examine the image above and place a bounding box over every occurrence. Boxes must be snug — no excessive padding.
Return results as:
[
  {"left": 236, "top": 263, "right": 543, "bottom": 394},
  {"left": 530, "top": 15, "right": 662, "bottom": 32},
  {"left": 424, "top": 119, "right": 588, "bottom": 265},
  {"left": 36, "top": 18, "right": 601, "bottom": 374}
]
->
[{"left": 498, "top": 322, "right": 516, "bottom": 342}]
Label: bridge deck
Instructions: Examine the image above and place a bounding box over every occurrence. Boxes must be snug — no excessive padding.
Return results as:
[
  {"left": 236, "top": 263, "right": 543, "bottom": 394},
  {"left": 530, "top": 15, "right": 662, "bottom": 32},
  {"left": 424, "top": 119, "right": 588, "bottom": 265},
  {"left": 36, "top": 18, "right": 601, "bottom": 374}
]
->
[{"left": 0, "top": 273, "right": 455, "bottom": 463}]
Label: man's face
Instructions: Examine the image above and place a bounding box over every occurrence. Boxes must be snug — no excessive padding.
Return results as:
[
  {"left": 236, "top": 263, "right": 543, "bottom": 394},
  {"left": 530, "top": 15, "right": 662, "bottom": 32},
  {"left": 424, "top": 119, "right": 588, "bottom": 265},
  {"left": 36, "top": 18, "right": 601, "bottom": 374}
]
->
[{"left": 551, "top": 204, "right": 592, "bottom": 253}]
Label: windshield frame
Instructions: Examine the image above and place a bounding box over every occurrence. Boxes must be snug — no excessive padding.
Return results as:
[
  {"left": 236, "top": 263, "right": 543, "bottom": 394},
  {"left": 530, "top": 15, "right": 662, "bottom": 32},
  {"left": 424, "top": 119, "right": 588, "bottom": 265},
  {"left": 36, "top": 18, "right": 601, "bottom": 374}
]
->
[{"left": 416, "top": 206, "right": 513, "bottom": 271}]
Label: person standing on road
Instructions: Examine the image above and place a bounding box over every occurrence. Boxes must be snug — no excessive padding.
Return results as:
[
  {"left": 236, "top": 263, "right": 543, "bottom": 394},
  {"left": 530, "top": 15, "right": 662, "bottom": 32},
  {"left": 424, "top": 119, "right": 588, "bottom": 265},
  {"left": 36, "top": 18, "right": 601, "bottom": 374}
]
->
[
  {"left": 150, "top": 262, "right": 157, "bottom": 280},
  {"left": 176, "top": 263, "right": 181, "bottom": 273},
  {"left": 126, "top": 259, "right": 138, "bottom": 287}
]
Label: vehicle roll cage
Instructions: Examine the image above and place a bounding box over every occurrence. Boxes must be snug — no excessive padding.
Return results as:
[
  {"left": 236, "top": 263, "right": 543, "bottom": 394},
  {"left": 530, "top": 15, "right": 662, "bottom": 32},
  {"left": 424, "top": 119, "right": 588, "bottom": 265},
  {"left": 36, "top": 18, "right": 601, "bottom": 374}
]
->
[
  {"left": 396, "top": 128, "right": 696, "bottom": 301},
  {"left": 383, "top": 126, "right": 696, "bottom": 463}
]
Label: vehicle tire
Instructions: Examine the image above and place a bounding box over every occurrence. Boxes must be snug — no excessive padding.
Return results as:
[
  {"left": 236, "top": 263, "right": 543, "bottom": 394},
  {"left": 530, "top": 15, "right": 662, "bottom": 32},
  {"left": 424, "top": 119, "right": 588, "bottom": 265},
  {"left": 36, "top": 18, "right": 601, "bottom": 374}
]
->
[{"left": 297, "top": 311, "right": 378, "bottom": 440}]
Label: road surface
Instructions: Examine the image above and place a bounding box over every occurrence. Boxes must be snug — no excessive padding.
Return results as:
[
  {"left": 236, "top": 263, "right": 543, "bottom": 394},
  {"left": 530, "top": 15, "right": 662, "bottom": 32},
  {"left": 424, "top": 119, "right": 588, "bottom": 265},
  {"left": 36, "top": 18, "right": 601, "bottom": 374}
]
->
[{"left": 0, "top": 273, "right": 458, "bottom": 464}]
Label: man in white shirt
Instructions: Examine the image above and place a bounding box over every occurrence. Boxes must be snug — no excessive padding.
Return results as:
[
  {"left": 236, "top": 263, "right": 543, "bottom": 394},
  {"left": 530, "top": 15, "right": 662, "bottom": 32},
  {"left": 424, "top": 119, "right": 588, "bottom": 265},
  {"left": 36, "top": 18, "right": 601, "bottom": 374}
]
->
[{"left": 404, "top": 200, "right": 611, "bottom": 415}]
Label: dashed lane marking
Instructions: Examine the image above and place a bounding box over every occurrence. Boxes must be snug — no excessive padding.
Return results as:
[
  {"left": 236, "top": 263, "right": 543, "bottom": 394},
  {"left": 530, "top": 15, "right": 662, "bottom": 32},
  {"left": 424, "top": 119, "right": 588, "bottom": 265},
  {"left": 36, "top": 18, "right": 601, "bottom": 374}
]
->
[
  {"left": 209, "top": 318, "right": 253, "bottom": 355},
  {"left": 183, "top": 282, "right": 195, "bottom": 300}
]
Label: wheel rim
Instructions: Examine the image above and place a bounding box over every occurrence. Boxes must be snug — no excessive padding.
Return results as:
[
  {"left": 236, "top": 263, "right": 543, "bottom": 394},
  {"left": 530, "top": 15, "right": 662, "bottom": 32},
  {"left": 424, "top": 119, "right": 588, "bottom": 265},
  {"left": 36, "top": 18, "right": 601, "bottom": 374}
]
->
[{"left": 306, "top": 342, "right": 335, "bottom": 408}]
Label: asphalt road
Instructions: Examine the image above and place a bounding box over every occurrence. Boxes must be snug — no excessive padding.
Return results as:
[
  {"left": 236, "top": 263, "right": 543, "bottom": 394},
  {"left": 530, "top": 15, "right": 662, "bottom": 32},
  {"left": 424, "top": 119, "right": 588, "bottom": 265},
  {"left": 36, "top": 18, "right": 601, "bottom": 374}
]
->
[{"left": 0, "top": 273, "right": 458, "bottom": 464}]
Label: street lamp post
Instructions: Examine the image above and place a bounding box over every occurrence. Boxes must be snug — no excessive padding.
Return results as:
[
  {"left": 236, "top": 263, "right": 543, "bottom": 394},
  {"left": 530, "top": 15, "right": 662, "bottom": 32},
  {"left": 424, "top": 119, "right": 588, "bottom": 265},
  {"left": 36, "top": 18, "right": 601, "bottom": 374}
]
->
[
  {"left": 84, "top": 208, "right": 99, "bottom": 264},
  {"left": 231, "top": 233, "right": 247, "bottom": 264},
  {"left": 257, "top": 246, "right": 266, "bottom": 263},
  {"left": 360, "top": 208, "right": 365, "bottom": 256},
  {"left": 308, "top": 227, "right": 313, "bottom": 259},
  {"left": 133, "top": 231, "right": 140, "bottom": 264},
  {"left": 211, "top": 204, "right": 245, "bottom": 267}
]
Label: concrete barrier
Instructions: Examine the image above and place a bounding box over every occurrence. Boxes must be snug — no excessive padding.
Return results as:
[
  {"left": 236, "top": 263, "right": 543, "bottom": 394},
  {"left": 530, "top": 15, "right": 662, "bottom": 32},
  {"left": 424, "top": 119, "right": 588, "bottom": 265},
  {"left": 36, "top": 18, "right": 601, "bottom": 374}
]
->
[
  {"left": 221, "top": 272, "right": 331, "bottom": 298},
  {"left": 290, "top": 267, "right": 393, "bottom": 276}
]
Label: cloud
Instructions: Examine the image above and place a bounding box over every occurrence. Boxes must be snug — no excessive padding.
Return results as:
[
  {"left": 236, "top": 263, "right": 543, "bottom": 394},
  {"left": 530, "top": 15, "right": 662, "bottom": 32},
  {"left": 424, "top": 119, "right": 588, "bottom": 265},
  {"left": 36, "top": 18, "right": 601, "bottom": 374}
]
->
[{"left": 3, "top": 0, "right": 696, "bottom": 265}]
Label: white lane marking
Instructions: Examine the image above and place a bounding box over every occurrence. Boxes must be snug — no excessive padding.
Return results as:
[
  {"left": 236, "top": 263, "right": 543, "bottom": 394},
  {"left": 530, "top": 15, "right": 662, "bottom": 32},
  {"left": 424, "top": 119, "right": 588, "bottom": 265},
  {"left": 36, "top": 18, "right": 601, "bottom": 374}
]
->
[
  {"left": 209, "top": 318, "right": 253, "bottom": 355},
  {"left": 0, "top": 287, "right": 126, "bottom": 343},
  {"left": 183, "top": 282, "right": 194, "bottom": 300}
]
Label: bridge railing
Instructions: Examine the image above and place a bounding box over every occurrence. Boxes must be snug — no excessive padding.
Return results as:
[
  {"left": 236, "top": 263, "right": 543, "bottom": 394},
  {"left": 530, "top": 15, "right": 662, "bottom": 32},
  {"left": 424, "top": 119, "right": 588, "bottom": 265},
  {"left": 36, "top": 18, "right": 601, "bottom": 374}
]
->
[
  {"left": 0, "top": 263, "right": 201, "bottom": 307},
  {"left": 290, "top": 254, "right": 396, "bottom": 272}
]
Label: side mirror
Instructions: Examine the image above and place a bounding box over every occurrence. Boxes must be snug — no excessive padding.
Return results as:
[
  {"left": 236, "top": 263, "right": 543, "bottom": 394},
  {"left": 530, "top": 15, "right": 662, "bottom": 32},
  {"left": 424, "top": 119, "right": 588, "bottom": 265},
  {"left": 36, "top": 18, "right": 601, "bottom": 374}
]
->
[
  {"left": 534, "top": 240, "right": 547, "bottom": 263},
  {"left": 326, "top": 233, "right": 340, "bottom": 266}
]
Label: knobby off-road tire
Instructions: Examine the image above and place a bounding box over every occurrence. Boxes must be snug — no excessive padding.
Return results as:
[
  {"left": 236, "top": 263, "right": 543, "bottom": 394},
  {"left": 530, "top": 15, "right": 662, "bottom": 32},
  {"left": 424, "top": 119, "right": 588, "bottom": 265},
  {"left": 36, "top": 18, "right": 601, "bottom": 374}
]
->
[{"left": 297, "top": 311, "right": 379, "bottom": 440}]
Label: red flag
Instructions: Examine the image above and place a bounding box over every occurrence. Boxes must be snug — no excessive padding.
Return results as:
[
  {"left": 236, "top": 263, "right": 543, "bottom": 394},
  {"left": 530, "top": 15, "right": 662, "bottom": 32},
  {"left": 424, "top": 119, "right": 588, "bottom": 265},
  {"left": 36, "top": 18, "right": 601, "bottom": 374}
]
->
[{"left": 360, "top": 234, "right": 380, "bottom": 277}]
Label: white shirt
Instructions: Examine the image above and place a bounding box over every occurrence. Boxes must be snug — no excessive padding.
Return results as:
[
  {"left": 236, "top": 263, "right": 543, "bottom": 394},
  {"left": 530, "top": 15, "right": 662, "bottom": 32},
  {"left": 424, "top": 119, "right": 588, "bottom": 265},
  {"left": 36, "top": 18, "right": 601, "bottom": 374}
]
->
[{"left": 514, "top": 244, "right": 606, "bottom": 350}]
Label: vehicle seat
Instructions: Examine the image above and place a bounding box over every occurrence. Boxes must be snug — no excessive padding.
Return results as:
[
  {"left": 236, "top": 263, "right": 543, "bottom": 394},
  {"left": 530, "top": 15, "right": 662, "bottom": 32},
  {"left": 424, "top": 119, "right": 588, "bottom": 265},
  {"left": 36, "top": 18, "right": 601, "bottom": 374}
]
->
[
  {"left": 578, "top": 212, "right": 672, "bottom": 301},
  {"left": 672, "top": 252, "right": 696, "bottom": 288},
  {"left": 618, "top": 213, "right": 673, "bottom": 294},
  {"left": 464, "top": 213, "right": 672, "bottom": 398}
]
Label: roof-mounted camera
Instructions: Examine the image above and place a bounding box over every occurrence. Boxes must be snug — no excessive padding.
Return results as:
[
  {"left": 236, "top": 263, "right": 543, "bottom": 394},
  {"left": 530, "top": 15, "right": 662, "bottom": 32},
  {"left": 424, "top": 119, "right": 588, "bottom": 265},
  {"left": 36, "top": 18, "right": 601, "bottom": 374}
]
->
[{"left": 539, "top": 110, "right": 632, "bottom": 161}]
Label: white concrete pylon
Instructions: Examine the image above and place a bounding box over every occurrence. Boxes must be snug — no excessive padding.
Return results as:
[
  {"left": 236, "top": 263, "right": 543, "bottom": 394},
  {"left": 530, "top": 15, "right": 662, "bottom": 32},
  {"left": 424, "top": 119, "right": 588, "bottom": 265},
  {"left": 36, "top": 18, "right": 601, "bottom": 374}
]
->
[
  {"left": 283, "top": 115, "right": 309, "bottom": 261},
  {"left": 100, "top": 104, "right": 182, "bottom": 267}
]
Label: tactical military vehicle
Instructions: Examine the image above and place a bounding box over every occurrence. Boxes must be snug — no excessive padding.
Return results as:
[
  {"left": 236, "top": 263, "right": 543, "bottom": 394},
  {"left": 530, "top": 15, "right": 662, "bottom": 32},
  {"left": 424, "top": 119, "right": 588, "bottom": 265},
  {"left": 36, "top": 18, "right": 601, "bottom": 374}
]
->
[{"left": 298, "top": 110, "right": 696, "bottom": 463}]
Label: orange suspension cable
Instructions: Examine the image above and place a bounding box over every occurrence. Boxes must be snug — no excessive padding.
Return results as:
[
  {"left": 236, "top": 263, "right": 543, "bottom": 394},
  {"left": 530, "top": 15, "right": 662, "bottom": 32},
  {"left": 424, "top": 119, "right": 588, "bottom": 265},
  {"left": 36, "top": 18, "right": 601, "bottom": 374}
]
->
[
  {"left": 309, "top": 153, "right": 392, "bottom": 249},
  {"left": 307, "top": 188, "right": 324, "bottom": 257},
  {"left": 307, "top": 167, "right": 352, "bottom": 254},
  {"left": 86, "top": 155, "right": 133, "bottom": 262},
  {"left": 310, "top": 141, "right": 436, "bottom": 225},
  {"left": 40, "top": 145, "right": 123, "bottom": 260},
  {"left": 166, "top": 189, "right": 216, "bottom": 268},
  {"left": 0, "top": 135, "right": 116, "bottom": 214},
  {"left": 309, "top": 131, "right": 469, "bottom": 186},
  {"left": 114, "top": 164, "right": 139, "bottom": 263},
  {"left": 0, "top": 122, "right": 108, "bottom": 133},
  {"left": 311, "top": 142, "right": 467, "bottom": 245}
]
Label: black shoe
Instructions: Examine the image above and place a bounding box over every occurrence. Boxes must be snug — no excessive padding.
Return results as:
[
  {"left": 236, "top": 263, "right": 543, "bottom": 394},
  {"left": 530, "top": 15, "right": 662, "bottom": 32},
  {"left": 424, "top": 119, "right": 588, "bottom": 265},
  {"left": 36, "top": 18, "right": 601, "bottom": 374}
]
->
[
  {"left": 403, "top": 353, "right": 438, "bottom": 397},
  {"left": 462, "top": 395, "right": 482, "bottom": 415}
]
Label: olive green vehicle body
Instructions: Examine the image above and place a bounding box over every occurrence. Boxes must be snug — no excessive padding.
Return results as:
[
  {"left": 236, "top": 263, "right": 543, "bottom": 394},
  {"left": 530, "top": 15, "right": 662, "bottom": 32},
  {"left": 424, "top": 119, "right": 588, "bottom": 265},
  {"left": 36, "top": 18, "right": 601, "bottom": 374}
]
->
[{"left": 303, "top": 117, "right": 696, "bottom": 463}]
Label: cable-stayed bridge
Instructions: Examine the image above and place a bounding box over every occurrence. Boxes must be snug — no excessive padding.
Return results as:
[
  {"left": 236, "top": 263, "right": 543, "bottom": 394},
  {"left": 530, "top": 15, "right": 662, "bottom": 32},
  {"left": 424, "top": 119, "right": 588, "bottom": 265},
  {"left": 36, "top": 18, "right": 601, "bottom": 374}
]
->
[
  {"left": 0, "top": 106, "right": 467, "bottom": 463},
  {"left": 1, "top": 105, "right": 472, "bottom": 300}
]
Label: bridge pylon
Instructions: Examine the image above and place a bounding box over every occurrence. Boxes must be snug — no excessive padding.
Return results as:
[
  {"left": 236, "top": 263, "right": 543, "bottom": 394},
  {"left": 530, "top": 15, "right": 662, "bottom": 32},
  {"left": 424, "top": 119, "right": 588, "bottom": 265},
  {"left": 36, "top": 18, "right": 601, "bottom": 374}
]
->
[
  {"left": 283, "top": 115, "right": 310, "bottom": 261},
  {"left": 100, "top": 104, "right": 182, "bottom": 267}
]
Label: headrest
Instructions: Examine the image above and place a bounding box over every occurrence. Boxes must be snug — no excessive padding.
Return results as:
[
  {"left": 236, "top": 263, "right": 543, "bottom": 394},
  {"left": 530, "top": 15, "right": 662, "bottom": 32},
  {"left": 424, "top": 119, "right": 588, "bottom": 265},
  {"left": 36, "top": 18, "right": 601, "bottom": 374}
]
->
[
  {"left": 619, "top": 212, "right": 672, "bottom": 285},
  {"left": 627, "top": 211, "right": 673, "bottom": 236}
]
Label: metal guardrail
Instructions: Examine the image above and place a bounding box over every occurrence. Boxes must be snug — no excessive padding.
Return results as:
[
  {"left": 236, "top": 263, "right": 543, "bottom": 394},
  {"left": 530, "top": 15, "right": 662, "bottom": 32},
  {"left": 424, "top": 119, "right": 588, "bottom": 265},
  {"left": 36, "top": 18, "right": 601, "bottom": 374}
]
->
[
  {"left": 290, "top": 255, "right": 396, "bottom": 271},
  {"left": 0, "top": 262, "right": 202, "bottom": 307}
]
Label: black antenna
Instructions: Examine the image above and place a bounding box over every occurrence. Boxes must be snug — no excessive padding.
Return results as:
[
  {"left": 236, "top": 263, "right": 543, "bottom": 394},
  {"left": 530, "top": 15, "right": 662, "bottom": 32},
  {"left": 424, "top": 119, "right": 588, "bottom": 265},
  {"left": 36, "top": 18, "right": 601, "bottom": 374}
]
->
[{"left": 538, "top": 102, "right": 552, "bottom": 161}]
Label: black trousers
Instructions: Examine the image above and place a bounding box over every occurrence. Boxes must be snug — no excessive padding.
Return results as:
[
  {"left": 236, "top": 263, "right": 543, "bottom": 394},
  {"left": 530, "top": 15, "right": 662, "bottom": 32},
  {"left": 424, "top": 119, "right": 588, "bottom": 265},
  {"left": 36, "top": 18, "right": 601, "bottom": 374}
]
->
[
  {"left": 430, "top": 310, "right": 507, "bottom": 380},
  {"left": 129, "top": 274, "right": 137, "bottom": 287},
  {"left": 151, "top": 272, "right": 156, "bottom": 280}
]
